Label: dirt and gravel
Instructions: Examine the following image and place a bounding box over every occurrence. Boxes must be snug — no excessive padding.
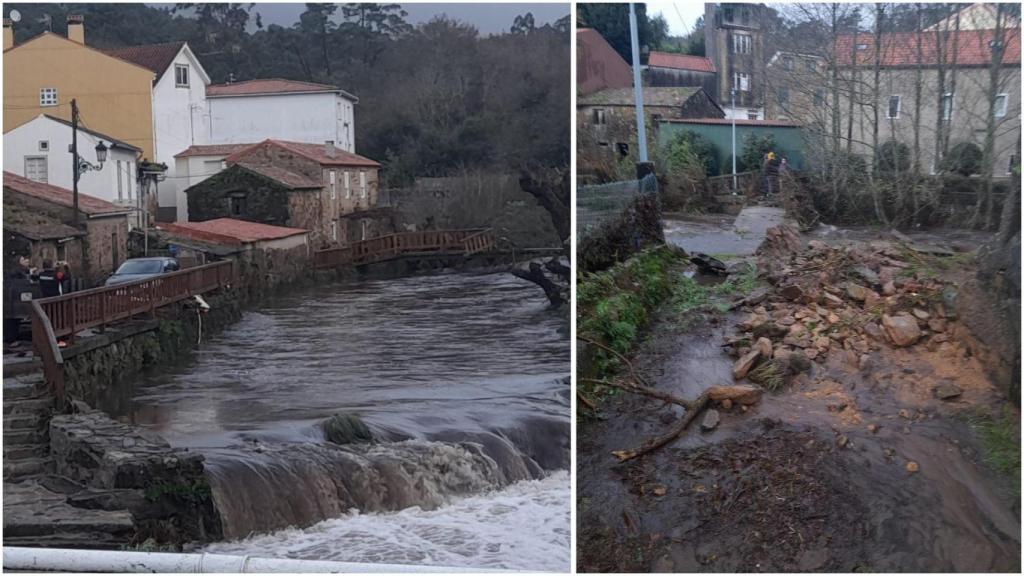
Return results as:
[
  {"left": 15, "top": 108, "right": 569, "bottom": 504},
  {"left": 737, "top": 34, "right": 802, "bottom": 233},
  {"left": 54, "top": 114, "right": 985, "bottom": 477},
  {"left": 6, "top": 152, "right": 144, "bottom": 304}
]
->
[{"left": 577, "top": 225, "right": 1020, "bottom": 573}]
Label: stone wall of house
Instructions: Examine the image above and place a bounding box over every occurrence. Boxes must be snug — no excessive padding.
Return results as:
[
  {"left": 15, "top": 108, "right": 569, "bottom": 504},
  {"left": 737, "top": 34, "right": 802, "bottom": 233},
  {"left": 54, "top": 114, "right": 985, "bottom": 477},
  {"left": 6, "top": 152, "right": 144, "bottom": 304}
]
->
[
  {"left": 286, "top": 189, "right": 327, "bottom": 247},
  {"left": 82, "top": 216, "right": 128, "bottom": 285},
  {"left": 186, "top": 166, "right": 294, "bottom": 227},
  {"left": 50, "top": 411, "right": 222, "bottom": 545}
]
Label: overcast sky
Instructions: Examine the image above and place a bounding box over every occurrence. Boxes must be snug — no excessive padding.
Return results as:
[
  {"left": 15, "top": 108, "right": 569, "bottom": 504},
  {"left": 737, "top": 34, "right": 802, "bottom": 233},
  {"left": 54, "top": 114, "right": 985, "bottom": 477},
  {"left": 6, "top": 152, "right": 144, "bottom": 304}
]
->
[
  {"left": 242, "top": 3, "right": 569, "bottom": 35},
  {"left": 646, "top": 1, "right": 706, "bottom": 37}
]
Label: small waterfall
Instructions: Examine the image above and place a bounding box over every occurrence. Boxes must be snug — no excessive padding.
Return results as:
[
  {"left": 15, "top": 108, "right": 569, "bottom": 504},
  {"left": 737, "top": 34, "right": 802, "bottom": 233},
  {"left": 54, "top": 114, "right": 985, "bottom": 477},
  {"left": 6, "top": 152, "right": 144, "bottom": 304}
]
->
[{"left": 204, "top": 438, "right": 542, "bottom": 539}]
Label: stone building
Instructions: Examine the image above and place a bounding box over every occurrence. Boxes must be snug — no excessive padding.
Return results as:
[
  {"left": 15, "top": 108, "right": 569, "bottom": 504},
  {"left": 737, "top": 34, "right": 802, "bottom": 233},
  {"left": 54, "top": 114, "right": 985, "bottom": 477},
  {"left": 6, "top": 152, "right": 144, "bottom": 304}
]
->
[
  {"left": 644, "top": 51, "right": 718, "bottom": 97},
  {"left": 577, "top": 87, "right": 724, "bottom": 175},
  {"left": 3, "top": 171, "right": 131, "bottom": 285},
  {"left": 185, "top": 140, "right": 382, "bottom": 247},
  {"left": 704, "top": 2, "right": 769, "bottom": 119}
]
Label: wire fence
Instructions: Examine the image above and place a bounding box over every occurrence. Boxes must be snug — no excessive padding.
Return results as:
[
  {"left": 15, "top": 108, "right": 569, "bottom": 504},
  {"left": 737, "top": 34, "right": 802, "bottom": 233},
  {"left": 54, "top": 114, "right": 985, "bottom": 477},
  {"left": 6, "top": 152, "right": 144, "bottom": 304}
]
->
[
  {"left": 576, "top": 173, "right": 660, "bottom": 243},
  {"left": 577, "top": 173, "right": 664, "bottom": 272}
]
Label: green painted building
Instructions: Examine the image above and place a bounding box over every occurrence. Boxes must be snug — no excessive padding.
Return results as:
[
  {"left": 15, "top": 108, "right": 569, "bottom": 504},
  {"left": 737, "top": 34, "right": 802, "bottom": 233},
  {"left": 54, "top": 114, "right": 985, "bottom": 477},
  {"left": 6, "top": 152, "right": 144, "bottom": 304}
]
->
[{"left": 657, "top": 118, "right": 806, "bottom": 174}]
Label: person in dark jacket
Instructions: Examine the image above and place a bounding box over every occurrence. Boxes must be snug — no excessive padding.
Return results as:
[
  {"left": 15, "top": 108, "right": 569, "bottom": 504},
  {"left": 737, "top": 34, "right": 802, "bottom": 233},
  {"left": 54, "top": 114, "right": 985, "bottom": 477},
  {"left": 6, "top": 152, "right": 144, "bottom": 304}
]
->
[{"left": 37, "top": 259, "right": 61, "bottom": 298}]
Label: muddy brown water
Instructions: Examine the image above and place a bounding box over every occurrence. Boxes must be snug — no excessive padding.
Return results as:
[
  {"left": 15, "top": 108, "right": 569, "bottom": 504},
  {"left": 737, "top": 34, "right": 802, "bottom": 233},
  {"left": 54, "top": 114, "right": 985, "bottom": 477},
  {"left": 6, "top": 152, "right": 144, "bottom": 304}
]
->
[
  {"left": 578, "top": 223, "right": 1020, "bottom": 572},
  {"left": 97, "top": 271, "right": 570, "bottom": 568}
]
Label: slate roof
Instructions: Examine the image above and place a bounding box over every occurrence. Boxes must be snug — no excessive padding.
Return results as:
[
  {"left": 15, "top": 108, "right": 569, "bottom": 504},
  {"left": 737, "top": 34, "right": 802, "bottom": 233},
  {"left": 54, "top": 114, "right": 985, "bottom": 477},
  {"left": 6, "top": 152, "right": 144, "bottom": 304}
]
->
[
  {"left": 3, "top": 201, "right": 85, "bottom": 241},
  {"left": 239, "top": 164, "right": 322, "bottom": 190},
  {"left": 226, "top": 139, "right": 381, "bottom": 169},
  {"left": 578, "top": 87, "right": 701, "bottom": 107},
  {"left": 648, "top": 51, "right": 716, "bottom": 73},
  {"left": 174, "top": 143, "right": 254, "bottom": 158},
  {"left": 3, "top": 172, "right": 130, "bottom": 216}
]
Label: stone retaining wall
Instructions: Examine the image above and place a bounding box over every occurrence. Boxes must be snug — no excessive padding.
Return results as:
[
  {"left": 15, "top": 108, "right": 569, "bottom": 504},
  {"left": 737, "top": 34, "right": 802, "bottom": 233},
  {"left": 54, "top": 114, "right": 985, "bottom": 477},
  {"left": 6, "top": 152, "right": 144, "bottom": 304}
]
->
[{"left": 50, "top": 411, "right": 222, "bottom": 545}]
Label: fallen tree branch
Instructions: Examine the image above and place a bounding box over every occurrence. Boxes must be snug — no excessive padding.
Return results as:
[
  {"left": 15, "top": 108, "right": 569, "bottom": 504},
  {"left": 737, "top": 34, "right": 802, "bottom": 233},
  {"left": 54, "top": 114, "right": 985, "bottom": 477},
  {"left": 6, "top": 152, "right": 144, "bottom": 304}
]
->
[
  {"left": 576, "top": 336, "right": 654, "bottom": 389},
  {"left": 578, "top": 377, "right": 694, "bottom": 409},
  {"left": 611, "top": 391, "right": 710, "bottom": 462},
  {"left": 511, "top": 261, "right": 567, "bottom": 307},
  {"left": 577, "top": 390, "right": 597, "bottom": 411}
]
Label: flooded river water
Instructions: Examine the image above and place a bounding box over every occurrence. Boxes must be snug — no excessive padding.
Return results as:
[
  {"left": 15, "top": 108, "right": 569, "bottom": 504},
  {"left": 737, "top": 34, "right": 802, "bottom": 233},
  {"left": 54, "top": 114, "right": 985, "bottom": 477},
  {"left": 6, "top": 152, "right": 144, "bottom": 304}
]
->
[{"left": 102, "top": 271, "right": 570, "bottom": 571}]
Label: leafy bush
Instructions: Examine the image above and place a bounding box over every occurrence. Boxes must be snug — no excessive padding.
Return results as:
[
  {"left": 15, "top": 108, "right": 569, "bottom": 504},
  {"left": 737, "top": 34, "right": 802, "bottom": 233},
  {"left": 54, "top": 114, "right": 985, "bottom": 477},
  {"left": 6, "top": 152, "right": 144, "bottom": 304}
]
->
[
  {"left": 665, "top": 131, "right": 720, "bottom": 176},
  {"left": 739, "top": 133, "right": 777, "bottom": 172},
  {"left": 942, "top": 141, "right": 983, "bottom": 176},
  {"left": 875, "top": 140, "right": 911, "bottom": 174}
]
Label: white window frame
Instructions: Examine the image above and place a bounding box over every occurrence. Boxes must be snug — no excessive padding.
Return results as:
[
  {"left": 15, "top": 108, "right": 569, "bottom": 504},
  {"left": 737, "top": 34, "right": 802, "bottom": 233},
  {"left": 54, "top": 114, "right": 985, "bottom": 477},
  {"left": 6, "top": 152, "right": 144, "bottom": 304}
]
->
[
  {"left": 359, "top": 170, "right": 367, "bottom": 199},
  {"left": 25, "top": 156, "right": 48, "bottom": 183},
  {"left": 733, "top": 33, "right": 751, "bottom": 55},
  {"left": 887, "top": 95, "right": 901, "bottom": 119},
  {"left": 344, "top": 171, "right": 351, "bottom": 199},
  {"left": 117, "top": 160, "right": 124, "bottom": 201},
  {"left": 941, "top": 92, "right": 954, "bottom": 121},
  {"left": 778, "top": 87, "right": 789, "bottom": 105},
  {"left": 734, "top": 72, "right": 750, "bottom": 92},
  {"left": 39, "top": 88, "right": 58, "bottom": 107},
  {"left": 127, "top": 162, "right": 134, "bottom": 200},
  {"left": 331, "top": 221, "right": 338, "bottom": 242},
  {"left": 175, "top": 64, "right": 190, "bottom": 88},
  {"left": 994, "top": 93, "right": 1008, "bottom": 118},
  {"left": 329, "top": 170, "right": 337, "bottom": 200},
  {"left": 593, "top": 108, "right": 606, "bottom": 125}
]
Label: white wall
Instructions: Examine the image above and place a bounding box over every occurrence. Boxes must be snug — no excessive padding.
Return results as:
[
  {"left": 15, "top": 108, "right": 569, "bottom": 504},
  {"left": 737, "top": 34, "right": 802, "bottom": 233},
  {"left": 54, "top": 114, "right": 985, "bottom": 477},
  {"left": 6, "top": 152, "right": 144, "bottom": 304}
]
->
[
  {"left": 173, "top": 153, "right": 228, "bottom": 221},
  {"left": 208, "top": 92, "right": 355, "bottom": 152},
  {"left": 152, "top": 46, "right": 209, "bottom": 214},
  {"left": 4, "top": 115, "right": 139, "bottom": 207}
]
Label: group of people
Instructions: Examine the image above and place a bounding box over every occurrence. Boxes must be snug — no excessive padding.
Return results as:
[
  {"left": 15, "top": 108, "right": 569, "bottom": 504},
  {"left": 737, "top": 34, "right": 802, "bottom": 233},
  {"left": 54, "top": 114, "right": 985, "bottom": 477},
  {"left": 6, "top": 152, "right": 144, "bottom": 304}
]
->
[
  {"left": 761, "top": 151, "right": 788, "bottom": 198},
  {"left": 10, "top": 256, "right": 75, "bottom": 298}
]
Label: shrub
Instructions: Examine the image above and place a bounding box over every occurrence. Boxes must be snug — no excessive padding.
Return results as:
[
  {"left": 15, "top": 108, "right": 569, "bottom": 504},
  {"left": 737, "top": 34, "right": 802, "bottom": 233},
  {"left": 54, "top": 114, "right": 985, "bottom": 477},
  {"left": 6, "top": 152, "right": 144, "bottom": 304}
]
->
[
  {"left": 739, "top": 133, "right": 777, "bottom": 172},
  {"left": 942, "top": 141, "right": 983, "bottom": 176},
  {"left": 875, "top": 140, "right": 911, "bottom": 174}
]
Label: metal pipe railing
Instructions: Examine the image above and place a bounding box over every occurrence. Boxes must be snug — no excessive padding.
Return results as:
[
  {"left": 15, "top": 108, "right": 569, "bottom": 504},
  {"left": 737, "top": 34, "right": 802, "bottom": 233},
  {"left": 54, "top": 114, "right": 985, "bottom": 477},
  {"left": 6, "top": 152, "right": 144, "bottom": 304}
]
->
[{"left": 2, "top": 547, "right": 514, "bottom": 573}]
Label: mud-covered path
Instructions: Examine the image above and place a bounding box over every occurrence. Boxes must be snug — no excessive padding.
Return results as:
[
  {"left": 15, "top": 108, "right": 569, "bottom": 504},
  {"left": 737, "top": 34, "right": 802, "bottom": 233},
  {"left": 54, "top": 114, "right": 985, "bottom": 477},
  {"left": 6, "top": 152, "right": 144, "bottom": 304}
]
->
[{"left": 577, "top": 228, "right": 1020, "bottom": 573}]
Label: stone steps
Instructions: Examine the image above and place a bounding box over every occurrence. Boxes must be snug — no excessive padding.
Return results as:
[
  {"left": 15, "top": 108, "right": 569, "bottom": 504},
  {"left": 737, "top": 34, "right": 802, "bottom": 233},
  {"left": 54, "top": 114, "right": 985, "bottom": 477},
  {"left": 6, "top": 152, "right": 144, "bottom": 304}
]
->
[
  {"left": 4, "top": 395, "right": 53, "bottom": 415},
  {"left": 3, "top": 480, "right": 135, "bottom": 549},
  {"left": 3, "top": 371, "right": 55, "bottom": 481},
  {"left": 3, "top": 457, "right": 54, "bottom": 480},
  {"left": 3, "top": 443, "right": 49, "bottom": 460},
  {"left": 4, "top": 411, "right": 47, "bottom": 431}
]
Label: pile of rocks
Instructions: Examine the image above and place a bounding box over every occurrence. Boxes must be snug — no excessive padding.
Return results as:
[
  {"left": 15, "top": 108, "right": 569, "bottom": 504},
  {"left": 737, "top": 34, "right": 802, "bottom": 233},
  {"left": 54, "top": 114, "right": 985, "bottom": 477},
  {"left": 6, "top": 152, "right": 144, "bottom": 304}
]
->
[{"left": 726, "top": 230, "right": 957, "bottom": 383}]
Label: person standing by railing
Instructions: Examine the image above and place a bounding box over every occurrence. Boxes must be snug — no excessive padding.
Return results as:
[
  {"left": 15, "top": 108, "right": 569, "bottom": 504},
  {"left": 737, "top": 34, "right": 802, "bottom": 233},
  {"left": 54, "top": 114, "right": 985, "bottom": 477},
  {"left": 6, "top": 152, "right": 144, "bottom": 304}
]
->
[{"left": 37, "top": 260, "right": 62, "bottom": 298}]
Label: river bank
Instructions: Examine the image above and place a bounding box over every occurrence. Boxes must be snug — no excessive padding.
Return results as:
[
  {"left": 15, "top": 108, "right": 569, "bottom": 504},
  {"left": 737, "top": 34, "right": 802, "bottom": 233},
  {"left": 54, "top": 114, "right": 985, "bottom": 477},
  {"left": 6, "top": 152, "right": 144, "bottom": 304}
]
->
[{"left": 577, "top": 219, "right": 1020, "bottom": 572}]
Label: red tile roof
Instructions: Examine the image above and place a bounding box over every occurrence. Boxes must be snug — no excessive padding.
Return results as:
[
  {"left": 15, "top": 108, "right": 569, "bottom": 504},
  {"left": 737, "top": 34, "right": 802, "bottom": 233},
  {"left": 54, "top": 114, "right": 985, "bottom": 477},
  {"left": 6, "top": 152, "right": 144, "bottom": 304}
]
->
[
  {"left": 836, "top": 28, "right": 1021, "bottom": 67},
  {"left": 648, "top": 51, "right": 716, "bottom": 73},
  {"left": 174, "top": 143, "right": 255, "bottom": 158},
  {"left": 157, "top": 218, "right": 308, "bottom": 246},
  {"left": 662, "top": 118, "right": 803, "bottom": 127},
  {"left": 103, "top": 42, "right": 185, "bottom": 80},
  {"left": 226, "top": 139, "right": 381, "bottom": 168},
  {"left": 3, "top": 171, "right": 129, "bottom": 216},
  {"left": 206, "top": 78, "right": 350, "bottom": 98}
]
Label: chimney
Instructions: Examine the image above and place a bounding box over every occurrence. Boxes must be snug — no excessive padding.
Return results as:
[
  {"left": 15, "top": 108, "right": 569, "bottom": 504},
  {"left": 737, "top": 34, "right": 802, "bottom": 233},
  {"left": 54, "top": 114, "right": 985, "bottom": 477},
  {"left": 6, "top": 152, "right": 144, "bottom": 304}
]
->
[
  {"left": 3, "top": 18, "right": 13, "bottom": 51},
  {"left": 66, "top": 14, "right": 84, "bottom": 44},
  {"left": 324, "top": 140, "right": 336, "bottom": 158}
]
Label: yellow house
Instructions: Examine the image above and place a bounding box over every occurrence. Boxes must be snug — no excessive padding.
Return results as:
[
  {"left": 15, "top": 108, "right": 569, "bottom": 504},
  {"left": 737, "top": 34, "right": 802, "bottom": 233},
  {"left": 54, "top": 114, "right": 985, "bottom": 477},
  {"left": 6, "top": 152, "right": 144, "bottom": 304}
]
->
[{"left": 3, "top": 16, "right": 156, "bottom": 159}]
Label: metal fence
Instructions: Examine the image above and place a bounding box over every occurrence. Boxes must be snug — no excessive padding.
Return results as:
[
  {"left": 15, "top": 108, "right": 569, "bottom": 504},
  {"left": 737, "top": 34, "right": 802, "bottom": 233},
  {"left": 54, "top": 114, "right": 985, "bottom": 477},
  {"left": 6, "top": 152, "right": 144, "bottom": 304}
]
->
[{"left": 576, "top": 173, "right": 660, "bottom": 243}]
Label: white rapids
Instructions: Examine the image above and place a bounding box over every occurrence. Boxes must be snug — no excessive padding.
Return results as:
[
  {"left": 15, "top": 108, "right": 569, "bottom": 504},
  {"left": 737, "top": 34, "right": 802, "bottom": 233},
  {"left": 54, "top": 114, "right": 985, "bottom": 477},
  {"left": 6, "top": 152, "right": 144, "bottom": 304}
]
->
[{"left": 202, "top": 471, "right": 570, "bottom": 572}]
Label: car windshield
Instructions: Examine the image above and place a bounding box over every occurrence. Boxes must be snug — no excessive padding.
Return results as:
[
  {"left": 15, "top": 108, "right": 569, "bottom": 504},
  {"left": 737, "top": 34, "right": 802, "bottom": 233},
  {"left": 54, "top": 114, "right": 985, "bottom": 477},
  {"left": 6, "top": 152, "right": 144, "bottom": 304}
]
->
[{"left": 115, "top": 260, "right": 165, "bottom": 275}]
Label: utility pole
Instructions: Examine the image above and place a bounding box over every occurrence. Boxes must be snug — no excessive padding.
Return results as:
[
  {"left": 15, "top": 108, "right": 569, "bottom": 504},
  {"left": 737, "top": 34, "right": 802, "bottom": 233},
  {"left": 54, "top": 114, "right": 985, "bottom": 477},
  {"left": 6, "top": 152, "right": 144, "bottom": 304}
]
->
[
  {"left": 71, "top": 98, "right": 80, "bottom": 225},
  {"left": 629, "top": 3, "right": 648, "bottom": 164},
  {"left": 731, "top": 89, "right": 737, "bottom": 194}
]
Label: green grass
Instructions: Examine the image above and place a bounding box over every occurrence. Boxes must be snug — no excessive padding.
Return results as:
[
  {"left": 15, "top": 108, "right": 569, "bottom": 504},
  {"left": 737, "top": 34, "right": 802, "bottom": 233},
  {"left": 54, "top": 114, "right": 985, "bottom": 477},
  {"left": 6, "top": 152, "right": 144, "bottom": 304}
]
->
[
  {"left": 968, "top": 406, "right": 1021, "bottom": 494},
  {"left": 899, "top": 248, "right": 976, "bottom": 279}
]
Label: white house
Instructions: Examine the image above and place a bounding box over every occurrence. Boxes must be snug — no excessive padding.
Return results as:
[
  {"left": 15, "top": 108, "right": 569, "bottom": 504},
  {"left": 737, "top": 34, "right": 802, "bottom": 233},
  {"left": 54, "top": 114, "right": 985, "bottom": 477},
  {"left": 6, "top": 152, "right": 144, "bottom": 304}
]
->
[
  {"left": 104, "top": 41, "right": 211, "bottom": 221},
  {"left": 3, "top": 114, "right": 141, "bottom": 214},
  {"left": 206, "top": 79, "right": 358, "bottom": 153},
  {"left": 171, "top": 143, "right": 253, "bottom": 221}
]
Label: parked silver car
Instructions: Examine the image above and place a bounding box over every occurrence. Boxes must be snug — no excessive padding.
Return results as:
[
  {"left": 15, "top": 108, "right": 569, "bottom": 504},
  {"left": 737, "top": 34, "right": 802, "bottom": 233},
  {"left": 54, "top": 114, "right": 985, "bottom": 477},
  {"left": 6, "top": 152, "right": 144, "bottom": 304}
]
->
[{"left": 104, "top": 257, "right": 180, "bottom": 287}]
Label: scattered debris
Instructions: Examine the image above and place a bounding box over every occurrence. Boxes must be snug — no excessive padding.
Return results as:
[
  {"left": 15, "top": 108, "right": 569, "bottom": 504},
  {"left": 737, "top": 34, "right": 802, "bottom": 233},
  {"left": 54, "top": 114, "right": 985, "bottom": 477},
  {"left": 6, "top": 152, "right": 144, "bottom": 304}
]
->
[
  {"left": 934, "top": 383, "right": 963, "bottom": 400},
  {"left": 701, "top": 409, "right": 721, "bottom": 431},
  {"left": 905, "top": 461, "right": 920, "bottom": 473}
]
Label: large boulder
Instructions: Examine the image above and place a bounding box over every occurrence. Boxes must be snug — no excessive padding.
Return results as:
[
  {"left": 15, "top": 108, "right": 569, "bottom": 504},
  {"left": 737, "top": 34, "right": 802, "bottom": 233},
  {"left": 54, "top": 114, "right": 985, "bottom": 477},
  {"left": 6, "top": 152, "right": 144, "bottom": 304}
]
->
[{"left": 882, "top": 314, "right": 922, "bottom": 347}]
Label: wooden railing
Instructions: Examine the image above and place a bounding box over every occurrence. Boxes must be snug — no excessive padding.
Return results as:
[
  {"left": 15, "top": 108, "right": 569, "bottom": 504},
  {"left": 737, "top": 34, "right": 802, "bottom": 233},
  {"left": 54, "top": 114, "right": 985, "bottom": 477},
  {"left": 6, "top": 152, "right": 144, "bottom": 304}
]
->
[
  {"left": 314, "top": 229, "right": 496, "bottom": 269},
  {"left": 707, "top": 170, "right": 758, "bottom": 196},
  {"left": 28, "top": 300, "right": 66, "bottom": 410},
  {"left": 35, "top": 261, "right": 235, "bottom": 341}
]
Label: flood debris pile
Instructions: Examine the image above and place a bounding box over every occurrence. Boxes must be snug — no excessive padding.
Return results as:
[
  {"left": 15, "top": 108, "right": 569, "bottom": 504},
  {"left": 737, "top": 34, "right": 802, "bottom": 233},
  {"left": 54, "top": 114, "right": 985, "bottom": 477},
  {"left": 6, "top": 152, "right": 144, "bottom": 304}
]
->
[{"left": 725, "top": 225, "right": 964, "bottom": 389}]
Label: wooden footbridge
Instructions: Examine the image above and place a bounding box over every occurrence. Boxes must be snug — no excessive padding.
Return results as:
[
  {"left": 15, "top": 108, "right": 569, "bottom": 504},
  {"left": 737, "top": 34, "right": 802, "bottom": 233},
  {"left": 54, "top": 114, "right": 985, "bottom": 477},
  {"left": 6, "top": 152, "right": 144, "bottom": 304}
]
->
[{"left": 312, "top": 229, "right": 497, "bottom": 269}]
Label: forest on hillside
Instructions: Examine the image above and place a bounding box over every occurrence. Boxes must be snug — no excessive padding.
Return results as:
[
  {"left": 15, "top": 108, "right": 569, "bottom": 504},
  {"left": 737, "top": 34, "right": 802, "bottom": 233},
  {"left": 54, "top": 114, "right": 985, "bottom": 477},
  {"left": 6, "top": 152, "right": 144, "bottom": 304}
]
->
[{"left": 6, "top": 3, "right": 570, "bottom": 186}]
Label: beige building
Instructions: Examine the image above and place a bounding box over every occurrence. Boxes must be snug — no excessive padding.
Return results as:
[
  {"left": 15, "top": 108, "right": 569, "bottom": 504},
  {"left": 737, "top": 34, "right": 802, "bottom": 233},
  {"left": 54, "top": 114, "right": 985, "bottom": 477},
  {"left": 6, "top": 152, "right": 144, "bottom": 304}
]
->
[{"left": 3, "top": 16, "right": 156, "bottom": 159}]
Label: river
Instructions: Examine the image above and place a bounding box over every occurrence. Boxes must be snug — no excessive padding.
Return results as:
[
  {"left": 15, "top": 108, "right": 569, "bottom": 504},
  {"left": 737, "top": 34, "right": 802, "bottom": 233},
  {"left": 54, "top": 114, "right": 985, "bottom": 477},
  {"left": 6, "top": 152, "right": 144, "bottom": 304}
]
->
[{"left": 102, "top": 271, "right": 570, "bottom": 571}]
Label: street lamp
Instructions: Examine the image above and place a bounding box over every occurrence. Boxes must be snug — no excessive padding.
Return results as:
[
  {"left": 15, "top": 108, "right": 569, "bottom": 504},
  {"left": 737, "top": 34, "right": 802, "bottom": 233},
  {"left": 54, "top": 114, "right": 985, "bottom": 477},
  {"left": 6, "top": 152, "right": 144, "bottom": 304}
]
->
[
  {"left": 76, "top": 140, "right": 107, "bottom": 172},
  {"left": 731, "top": 89, "right": 737, "bottom": 195},
  {"left": 94, "top": 140, "right": 108, "bottom": 165}
]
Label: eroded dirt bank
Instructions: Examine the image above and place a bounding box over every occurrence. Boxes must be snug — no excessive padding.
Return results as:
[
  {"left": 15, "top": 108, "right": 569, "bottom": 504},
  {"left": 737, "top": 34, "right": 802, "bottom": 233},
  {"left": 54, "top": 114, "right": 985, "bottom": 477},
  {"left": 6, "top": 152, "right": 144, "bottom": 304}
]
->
[{"left": 577, "top": 227, "right": 1020, "bottom": 573}]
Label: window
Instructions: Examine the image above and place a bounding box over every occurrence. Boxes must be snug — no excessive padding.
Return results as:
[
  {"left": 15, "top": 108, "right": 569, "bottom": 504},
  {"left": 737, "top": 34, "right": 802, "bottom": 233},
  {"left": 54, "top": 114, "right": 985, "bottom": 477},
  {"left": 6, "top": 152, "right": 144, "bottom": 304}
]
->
[
  {"left": 25, "top": 156, "right": 48, "bottom": 183},
  {"left": 359, "top": 170, "right": 367, "bottom": 199},
  {"left": 616, "top": 142, "right": 629, "bottom": 158},
  {"left": 117, "top": 160, "right": 123, "bottom": 201},
  {"left": 361, "top": 220, "right": 369, "bottom": 241},
  {"left": 782, "top": 56, "right": 793, "bottom": 71},
  {"left": 331, "top": 221, "right": 338, "bottom": 242},
  {"left": 39, "top": 88, "right": 58, "bottom": 107},
  {"left": 734, "top": 72, "right": 750, "bottom": 92},
  {"left": 593, "top": 108, "right": 606, "bottom": 125},
  {"left": 994, "top": 93, "right": 1008, "bottom": 118},
  {"left": 38, "top": 140, "right": 49, "bottom": 152},
  {"left": 941, "top": 92, "right": 954, "bottom": 121},
  {"left": 229, "top": 195, "right": 245, "bottom": 216},
  {"left": 733, "top": 33, "right": 751, "bottom": 54},
  {"left": 778, "top": 87, "right": 789, "bottom": 105},
  {"left": 747, "top": 110, "right": 759, "bottom": 120},
  {"left": 329, "top": 170, "right": 337, "bottom": 200},
  {"left": 724, "top": 7, "right": 734, "bottom": 22},
  {"left": 887, "top": 95, "right": 901, "bottom": 119},
  {"left": 126, "top": 162, "right": 134, "bottom": 200},
  {"left": 805, "top": 59, "right": 816, "bottom": 72},
  {"left": 813, "top": 89, "right": 825, "bottom": 107},
  {"left": 175, "top": 64, "right": 190, "bottom": 87},
  {"left": 344, "top": 171, "right": 351, "bottom": 199}
]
